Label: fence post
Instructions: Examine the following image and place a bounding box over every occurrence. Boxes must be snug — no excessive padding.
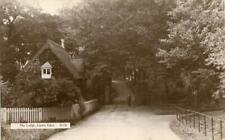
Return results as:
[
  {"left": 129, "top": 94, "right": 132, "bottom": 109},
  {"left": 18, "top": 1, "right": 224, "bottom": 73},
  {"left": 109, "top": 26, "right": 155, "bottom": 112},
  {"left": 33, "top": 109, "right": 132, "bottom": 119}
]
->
[
  {"left": 204, "top": 115, "right": 207, "bottom": 136},
  {"left": 178, "top": 113, "right": 180, "bottom": 122},
  {"left": 212, "top": 118, "right": 214, "bottom": 140},
  {"left": 179, "top": 112, "right": 181, "bottom": 122},
  {"left": 2, "top": 108, "right": 7, "bottom": 124},
  {"left": 188, "top": 111, "right": 191, "bottom": 128},
  {"left": 198, "top": 114, "right": 201, "bottom": 132},
  {"left": 193, "top": 113, "right": 195, "bottom": 128},
  {"left": 220, "top": 120, "right": 223, "bottom": 140},
  {"left": 176, "top": 113, "right": 178, "bottom": 120},
  {"left": 190, "top": 111, "right": 193, "bottom": 127},
  {"left": 181, "top": 110, "right": 184, "bottom": 124},
  {"left": 190, "top": 111, "right": 192, "bottom": 128},
  {"left": 39, "top": 108, "right": 42, "bottom": 122},
  {"left": 186, "top": 110, "right": 188, "bottom": 125}
]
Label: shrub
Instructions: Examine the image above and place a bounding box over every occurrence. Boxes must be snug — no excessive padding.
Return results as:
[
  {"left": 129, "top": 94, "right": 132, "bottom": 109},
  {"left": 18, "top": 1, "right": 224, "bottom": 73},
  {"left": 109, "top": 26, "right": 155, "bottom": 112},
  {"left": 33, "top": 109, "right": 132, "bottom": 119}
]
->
[{"left": 5, "top": 71, "right": 80, "bottom": 107}]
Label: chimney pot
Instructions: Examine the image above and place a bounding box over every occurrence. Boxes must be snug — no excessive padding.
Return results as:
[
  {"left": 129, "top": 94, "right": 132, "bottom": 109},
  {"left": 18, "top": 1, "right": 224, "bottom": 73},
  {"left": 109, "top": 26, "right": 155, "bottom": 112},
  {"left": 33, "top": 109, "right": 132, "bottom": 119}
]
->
[{"left": 60, "top": 39, "right": 65, "bottom": 49}]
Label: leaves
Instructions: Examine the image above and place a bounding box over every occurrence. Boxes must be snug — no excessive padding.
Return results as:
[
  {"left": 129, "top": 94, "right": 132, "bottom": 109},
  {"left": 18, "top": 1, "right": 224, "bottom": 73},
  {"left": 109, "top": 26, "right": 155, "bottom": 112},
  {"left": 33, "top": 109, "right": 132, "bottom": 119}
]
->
[
  {"left": 0, "top": 0, "right": 63, "bottom": 82},
  {"left": 157, "top": 0, "right": 225, "bottom": 105},
  {"left": 9, "top": 73, "right": 80, "bottom": 107},
  {"left": 59, "top": 0, "right": 174, "bottom": 86}
]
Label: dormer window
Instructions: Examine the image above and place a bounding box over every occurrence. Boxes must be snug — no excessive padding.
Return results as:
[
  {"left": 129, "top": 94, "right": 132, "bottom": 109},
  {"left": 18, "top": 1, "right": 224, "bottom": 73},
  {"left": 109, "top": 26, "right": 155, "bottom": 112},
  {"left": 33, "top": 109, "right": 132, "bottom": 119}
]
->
[{"left": 41, "top": 62, "right": 52, "bottom": 79}]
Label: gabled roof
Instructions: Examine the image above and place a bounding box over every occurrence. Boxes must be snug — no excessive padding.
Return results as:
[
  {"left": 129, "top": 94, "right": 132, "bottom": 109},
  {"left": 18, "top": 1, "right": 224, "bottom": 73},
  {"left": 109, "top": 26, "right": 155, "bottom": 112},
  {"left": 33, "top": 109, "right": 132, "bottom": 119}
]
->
[
  {"left": 41, "top": 61, "right": 52, "bottom": 68},
  {"left": 24, "top": 39, "right": 81, "bottom": 80}
]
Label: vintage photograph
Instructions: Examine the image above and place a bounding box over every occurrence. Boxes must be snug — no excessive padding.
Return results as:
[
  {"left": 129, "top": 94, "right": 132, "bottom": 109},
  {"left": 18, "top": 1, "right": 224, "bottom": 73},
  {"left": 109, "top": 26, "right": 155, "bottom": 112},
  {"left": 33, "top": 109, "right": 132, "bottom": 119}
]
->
[{"left": 0, "top": 0, "right": 225, "bottom": 140}]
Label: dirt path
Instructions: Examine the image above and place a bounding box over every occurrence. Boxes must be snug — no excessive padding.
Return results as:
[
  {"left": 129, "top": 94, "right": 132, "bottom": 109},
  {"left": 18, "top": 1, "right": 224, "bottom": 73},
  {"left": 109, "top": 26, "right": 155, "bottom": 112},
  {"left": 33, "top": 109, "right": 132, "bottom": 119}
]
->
[
  {"left": 112, "top": 80, "right": 135, "bottom": 104},
  {"left": 48, "top": 105, "right": 181, "bottom": 140}
]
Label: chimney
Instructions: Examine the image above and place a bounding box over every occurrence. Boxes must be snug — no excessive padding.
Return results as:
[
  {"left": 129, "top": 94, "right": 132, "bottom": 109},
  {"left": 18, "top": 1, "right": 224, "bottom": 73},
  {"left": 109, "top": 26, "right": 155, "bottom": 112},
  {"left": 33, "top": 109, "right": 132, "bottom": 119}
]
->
[{"left": 60, "top": 39, "right": 65, "bottom": 49}]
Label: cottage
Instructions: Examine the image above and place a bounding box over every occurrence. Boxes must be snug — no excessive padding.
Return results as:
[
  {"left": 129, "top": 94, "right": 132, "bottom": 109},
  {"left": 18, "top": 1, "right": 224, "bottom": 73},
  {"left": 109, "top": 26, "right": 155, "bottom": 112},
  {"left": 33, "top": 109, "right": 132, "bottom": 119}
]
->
[
  {"left": 19, "top": 39, "right": 85, "bottom": 103},
  {"left": 18, "top": 39, "right": 112, "bottom": 105},
  {"left": 25, "top": 39, "right": 83, "bottom": 80}
]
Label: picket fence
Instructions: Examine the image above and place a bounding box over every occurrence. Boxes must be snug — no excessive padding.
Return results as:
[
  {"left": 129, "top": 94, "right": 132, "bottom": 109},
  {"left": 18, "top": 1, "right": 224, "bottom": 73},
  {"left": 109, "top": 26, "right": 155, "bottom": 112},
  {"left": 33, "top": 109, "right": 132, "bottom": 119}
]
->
[{"left": 1, "top": 107, "right": 72, "bottom": 124}]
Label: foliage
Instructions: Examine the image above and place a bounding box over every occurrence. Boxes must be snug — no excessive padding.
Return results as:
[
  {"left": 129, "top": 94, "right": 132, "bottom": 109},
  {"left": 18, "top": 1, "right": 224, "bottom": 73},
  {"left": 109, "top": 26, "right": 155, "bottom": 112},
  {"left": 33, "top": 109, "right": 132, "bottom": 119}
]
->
[
  {"left": 0, "top": 0, "right": 63, "bottom": 82},
  {"left": 60, "top": 0, "right": 173, "bottom": 72},
  {"left": 60, "top": 0, "right": 175, "bottom": 104},
  {"left": 3, "top": 0, "right": 225, "bottom": 106},
  {"left": 157, "top": 0, "right": 225, "bottom": 106},
  {"left": 3, "top": 68, "right": 80, "bottom": 107}
]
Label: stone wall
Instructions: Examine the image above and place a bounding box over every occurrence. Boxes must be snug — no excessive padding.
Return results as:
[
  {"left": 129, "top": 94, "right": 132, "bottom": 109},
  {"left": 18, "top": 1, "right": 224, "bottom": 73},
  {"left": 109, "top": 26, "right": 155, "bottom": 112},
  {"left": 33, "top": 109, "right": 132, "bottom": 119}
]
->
[{"left": 71, "top": 99, "right": 99, "bottom": 121}]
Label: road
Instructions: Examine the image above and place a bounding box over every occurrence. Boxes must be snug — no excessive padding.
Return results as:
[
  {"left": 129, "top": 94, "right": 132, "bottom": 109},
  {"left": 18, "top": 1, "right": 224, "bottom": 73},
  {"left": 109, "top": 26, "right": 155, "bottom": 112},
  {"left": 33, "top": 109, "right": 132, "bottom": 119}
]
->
[
  {"left": 111, "top": 80, "right": 135, "bottom": 104},
  {"left": 48, "top": 105, "right": 181, "bottom": 140}
]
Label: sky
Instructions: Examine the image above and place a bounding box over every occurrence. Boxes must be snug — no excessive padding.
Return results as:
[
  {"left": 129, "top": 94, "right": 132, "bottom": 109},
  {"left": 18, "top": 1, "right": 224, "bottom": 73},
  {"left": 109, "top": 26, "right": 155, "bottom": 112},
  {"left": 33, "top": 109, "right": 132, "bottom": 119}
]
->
[{"left": 25, "top": 0, "right": 81, "bottom": 15}]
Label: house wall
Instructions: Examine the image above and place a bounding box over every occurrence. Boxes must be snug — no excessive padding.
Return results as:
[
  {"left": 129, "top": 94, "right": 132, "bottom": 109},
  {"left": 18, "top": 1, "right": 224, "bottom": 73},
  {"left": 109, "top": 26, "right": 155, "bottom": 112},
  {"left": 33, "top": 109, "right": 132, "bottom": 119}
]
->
[{"left": 38, "top": 49, "right": 74, "bottom": 80}]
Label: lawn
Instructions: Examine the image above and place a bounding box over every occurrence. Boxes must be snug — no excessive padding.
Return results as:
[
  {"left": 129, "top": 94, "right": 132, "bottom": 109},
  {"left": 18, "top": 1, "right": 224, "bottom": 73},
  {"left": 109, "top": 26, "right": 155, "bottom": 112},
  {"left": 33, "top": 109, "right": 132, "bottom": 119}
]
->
[
  {"left": 171, "top": 109, "right": 225, "bottom": 140},
  {"left": 170, "top": 120, "right": 210, "bottom": 140}
]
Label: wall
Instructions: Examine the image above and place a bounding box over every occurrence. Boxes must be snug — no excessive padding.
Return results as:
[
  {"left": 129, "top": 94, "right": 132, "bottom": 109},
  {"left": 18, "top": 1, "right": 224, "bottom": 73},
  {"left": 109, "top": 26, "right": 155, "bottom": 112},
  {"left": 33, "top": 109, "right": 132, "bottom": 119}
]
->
[
  {"left": 71, "top": 99, "right": 99, "bottom": 120},
  {"left": 82, "top": 99, "right": 98, "bottom": 116}
]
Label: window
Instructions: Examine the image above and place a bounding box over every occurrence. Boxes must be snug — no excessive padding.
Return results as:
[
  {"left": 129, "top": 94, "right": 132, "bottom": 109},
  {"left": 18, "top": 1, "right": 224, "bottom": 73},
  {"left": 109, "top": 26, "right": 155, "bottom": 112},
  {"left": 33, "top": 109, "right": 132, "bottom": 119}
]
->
[
  {"left": 43, "top": 69, "right": 51, "bottom": 74},
  {"left": 41, "top": 62, "right": 52, "bottom": 79},
  {"left": 47, "top": 69, "right": 50, "bottom": 74},
  {"left": 43, "top": 69, "right": 47, "bottom": 74}
]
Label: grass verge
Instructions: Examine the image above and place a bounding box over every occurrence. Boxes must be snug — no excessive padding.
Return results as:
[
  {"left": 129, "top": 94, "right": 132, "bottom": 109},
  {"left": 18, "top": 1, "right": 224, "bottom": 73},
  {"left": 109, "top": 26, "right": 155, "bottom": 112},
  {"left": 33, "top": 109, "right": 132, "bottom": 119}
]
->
[
  {"left": 170, "top": 120, "right": 211, "bottom": 140},
  {"left": 1, "top": 125, "right": 63, "bottom": 140}
]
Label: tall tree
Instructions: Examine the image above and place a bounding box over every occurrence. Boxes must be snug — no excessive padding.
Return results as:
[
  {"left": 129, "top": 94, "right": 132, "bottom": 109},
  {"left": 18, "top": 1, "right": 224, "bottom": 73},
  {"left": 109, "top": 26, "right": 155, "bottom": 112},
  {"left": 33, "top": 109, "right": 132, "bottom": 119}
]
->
[
  {"left": 0, "top": 0, "right": 63, "bottom": 82},
  {"left": 61, "top": 0, "right": 173, "bottom": 72},
  {"left": 157, "top": 0, "right": 224, "bottom": 107},
  {"left": 60, "top": 0, "right": 174, "bottom": 104}
]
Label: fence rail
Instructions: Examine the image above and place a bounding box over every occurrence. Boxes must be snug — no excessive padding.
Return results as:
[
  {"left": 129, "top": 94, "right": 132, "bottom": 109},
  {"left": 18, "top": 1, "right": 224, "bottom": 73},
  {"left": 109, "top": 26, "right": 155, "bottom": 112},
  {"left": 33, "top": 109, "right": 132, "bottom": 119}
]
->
[{"left": 176, "top": 106, "right": 225, "bottom": 140}]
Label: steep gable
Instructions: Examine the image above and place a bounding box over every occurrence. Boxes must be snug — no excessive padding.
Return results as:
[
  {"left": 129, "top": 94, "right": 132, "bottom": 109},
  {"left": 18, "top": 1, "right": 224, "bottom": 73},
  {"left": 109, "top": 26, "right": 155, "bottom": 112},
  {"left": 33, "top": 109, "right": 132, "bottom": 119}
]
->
[{"left": 24, "top": 39, "right": 81, "bottom": 80}]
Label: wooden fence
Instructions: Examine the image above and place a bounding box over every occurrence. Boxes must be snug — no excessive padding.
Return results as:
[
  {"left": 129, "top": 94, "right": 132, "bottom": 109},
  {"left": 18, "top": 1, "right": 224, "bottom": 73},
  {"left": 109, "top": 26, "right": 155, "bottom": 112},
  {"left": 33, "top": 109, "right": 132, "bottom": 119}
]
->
[
  {"left": 1, "top": 99, "right": 99, "bottom": 124},
  {"left": 176, "top": 106, "right": 225, "bottom": 140},
  {"left": 1, "top": 107, "right": 72, "bottom": 124}
]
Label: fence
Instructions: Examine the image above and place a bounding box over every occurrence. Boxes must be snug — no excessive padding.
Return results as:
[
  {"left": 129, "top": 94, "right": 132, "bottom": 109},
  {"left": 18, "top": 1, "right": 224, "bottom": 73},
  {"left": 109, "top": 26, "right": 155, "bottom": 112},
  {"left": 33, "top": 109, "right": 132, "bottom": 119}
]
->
[
  {"left": 176, "top": 106, "right": 225, "bottom": 140},
  {"left": 1, "top": 99, "right": 99, "bottom": 124},
  {"left": 1, "top": 107, "right": 72, "bottom": 124}
]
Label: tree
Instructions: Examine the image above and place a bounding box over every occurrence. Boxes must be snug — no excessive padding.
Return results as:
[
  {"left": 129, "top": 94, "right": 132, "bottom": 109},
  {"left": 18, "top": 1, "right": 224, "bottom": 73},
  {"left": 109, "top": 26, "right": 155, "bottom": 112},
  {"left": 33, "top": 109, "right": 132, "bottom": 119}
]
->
[
  {"left": 157, "top": 0, "right": 224, "bottom": 107},
  {"left": 61, "top": 0, "right": 173, "bottom": 70},
  {"left": 0, "top": 0, "right": 63, "bottom": 82},
  {"left": 60, "top": 0, "right": 174, "bottom": 104}
]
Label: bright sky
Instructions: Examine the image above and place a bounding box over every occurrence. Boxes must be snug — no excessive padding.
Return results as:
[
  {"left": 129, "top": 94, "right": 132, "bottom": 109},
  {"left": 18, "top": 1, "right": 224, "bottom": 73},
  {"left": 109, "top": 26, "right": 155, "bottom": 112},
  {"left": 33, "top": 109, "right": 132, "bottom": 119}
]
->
[
  {"left": 38, "top": 0, "right": 66, "bottom": 14},
  {"left": 27, "top": 0, "right": 81, "bottom": 15}
]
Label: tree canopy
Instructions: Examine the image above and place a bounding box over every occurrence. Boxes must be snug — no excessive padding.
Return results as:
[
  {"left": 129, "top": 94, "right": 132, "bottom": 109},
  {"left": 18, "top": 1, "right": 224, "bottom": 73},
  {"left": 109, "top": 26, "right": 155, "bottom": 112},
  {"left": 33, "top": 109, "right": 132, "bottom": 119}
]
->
[
  {"left": 0, "top": 0, "right": 63, "bottom": 82},
  {"left": 1, "top": 0, "right": 225, "bottom": 107},
  {"left": 157, "top": 0, "right": 225, "bottom": 107},
  {"left": 60, "top": 0, "right": 174, "bottom": 74}
]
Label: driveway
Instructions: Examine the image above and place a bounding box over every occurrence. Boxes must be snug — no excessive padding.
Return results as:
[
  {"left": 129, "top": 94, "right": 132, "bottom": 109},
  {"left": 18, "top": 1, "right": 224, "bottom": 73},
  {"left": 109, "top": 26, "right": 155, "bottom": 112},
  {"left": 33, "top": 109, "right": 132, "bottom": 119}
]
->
[
  {"left": 48, "top": 105, "right": 181, "bottom": 140},
  {"left": 112, "top": 80, "right": 135, "bottom": 104}
]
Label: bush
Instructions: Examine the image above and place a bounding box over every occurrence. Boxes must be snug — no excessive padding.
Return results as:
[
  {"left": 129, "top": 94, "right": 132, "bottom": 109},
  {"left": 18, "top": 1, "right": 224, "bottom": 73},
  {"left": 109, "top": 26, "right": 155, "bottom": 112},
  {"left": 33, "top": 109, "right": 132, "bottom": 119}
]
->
[{"left": 5, "top": 71, "right": 80, "bottom": 107}]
